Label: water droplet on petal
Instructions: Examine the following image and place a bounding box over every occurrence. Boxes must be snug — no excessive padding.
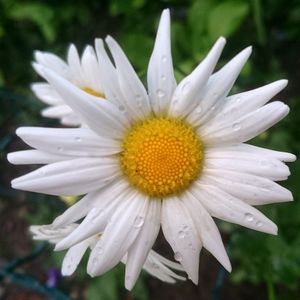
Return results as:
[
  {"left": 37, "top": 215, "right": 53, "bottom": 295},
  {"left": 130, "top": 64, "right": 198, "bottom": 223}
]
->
[
  {"left": 244, "top": 213, "right": 254, "bottom": 222},
  {"left": 134, "top": 216, "right": 144, "bottom": 228},
  {"left": 182, "top": 81, "right": 191, "bottom": 94},
  {"left": 232, "top": 122, "right": 241, "bottom": 131},
  {"left": 256, "top": 221, "right": 262, "bottom": 227},
  {"left": 161, "top": 75, "right": 166, "bottom": 81},
  {"left": 75, "top": 136, "right": 82, "bottom": 142},
  {"left": 95, "top": 246, "right": 103, "bottom": 255},
  {"left": 178, "top": 230, "right": 185, "bottom": 239},
  {"left": 174, "top": 252, "right": 183, "bottom": 262},
  {"left": 196, "top": 106, "right": 202, "bottom": 114},
  {"left": 118, "top": 105, "right": 126, "bottom": 112},
  {"left": 161, "top": 55, "right": 167, "bottom": 62},
  {"left": 156, "top": 89, "right": 165, "bottom": 98},
  {"left": 57, "top": 146, "right": 63, "bottom": 151}
]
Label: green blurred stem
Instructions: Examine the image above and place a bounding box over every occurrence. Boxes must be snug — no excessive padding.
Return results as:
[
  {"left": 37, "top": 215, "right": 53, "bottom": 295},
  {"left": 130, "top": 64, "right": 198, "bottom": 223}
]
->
[
  {"left": 266, "top": 277, "right": 276, "bottom": 300},
  {"left": 252, "top": 0, "right": 267, "bottom": 45}
]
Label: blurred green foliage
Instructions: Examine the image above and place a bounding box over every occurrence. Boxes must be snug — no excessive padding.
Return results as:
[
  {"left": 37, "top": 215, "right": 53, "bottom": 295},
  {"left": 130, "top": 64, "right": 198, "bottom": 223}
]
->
[{"left": 1, "top": 0, "right": 300, "bottom": 299}]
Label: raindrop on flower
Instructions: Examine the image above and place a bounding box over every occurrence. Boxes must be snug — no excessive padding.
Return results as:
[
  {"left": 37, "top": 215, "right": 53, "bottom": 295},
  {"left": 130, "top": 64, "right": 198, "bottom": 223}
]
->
[
  {"left": 178, "top": 230, "right": 185, "bottom": 239},
  {"left": 156, "top": 89, "right": 165, "bottom": 98},
  {"left": 134, "top": 216, "right": 144, "bottom": 228},
  {"left": 256, "top": 221, "right": 262, "bottom": 227},
  {"left": 161, "top": 55, "right": 167, "bottom": 62},
  {"left": 174, "top": 252, "right": 183, "bottom": 262},
  {"left": 75, "top": 136, "right": 82, "bottom": 142},
  {"left": 244, "top": 213, "right": 254, "bottom": 222},
  {"left": 182, "top": 81, "right": 191, "bottom": 94},
  {"left": 118, "top": 105, "right": 126, "bottom": 112},
  {"left": 232, "top": 122, "right": 241, "bottom": 131}
]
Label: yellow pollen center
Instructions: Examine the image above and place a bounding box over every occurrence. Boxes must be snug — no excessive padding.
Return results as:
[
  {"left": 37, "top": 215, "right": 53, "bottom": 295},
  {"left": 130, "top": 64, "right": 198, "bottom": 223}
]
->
[
  {"left": 82, "top": 86, "right": 105, "bottom": 98},
  {"left": 120, "top": 117, "right": 204, "bottom": 197}
]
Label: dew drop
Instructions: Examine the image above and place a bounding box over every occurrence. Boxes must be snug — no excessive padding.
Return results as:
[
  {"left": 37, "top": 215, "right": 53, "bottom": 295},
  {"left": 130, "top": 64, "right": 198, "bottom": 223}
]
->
[
  {"left": 196, "top": 106, "right": 202, "bottom": 114},
  {"left": 161, "top": 55, "right": 167, "bottom": 62},
  {"left": 174, "top": 251, "right": 183, "bottom": 262},
  {"left": 178, "top": 230, "right": 185, "bottom": 239},
  {"left": 95, "top": 246, "right": 103, "bottom": 255},
  {"left": 57, "top": 146, "right": 63, "bottom": 151},
  {"left": 182, "top": 81, "right": 191, "bottom": 94},
  {"left": 118, "top": 105, "right": 126, "bottom": 112},
  {"left": 256, "top": 221, "right": 262, "bottom": 227},
  {"left": 156, "top": 89, "right": 165, "bottom": 98},
  {"left": 232, "top": 122, "right": 241, "bottom": 131},
  {"left": 152, "top": 263, "right": 160, "bottom": 269},
  {"left": 235, "top": 97, "right": 242, "bottom": 103},
  {"left": 92, "top": 257, "right": 98, "bottom": 266},
  {"left": 161, "top": 75, "right": 166, "bottom": 81},
  {"left": 134, "top": 216, "right": 144, "bottom": 228},
  {"left": 244, "top": 213, "right": 254, "bottom": 222},
  {"left": 75, "top": 136, "right": 82, "bottom": 142}
]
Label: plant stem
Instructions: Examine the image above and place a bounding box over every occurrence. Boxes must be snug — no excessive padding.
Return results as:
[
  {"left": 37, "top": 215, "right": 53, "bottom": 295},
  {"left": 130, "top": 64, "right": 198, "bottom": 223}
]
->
[
  {"left": 252, "top": 0, "right": 267, "bottom": 45},
  {"left": 266, "top": 277, "right": 276, "bottom": 300}
]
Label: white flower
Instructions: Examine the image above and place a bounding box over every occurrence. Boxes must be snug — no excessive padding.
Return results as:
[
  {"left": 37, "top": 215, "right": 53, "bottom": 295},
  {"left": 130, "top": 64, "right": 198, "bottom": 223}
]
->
[
  {"left": 30, "top": 224, "right": 185, "bottom": 283},
  {"left": 32, "top": 45, "right": 105, "bottom": 126},
  {"left": 9, "top": 9, "right": 295, "bottom": 290}
]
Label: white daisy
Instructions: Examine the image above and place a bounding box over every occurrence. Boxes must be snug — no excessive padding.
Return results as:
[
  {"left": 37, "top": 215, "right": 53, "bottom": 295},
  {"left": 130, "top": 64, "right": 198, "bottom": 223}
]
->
[
  {"left": 31, "top": 44, "right": 105, "bottom": 126},
  {"left": 30, "top": 224, "right": 185, "bottom": 283},
  {"left": 8, "top": 9, "right": 295, "bottom": 290}
]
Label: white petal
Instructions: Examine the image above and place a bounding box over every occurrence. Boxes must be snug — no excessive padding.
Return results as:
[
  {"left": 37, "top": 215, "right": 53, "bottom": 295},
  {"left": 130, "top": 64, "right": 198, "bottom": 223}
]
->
[
  {"left": 201, "top": 80, "right": 288, "bottom": 132},
  {"left": 204, "top": 147, "right": 291, "bottom": 181},
  {"left": 161, "top": 197, "right": 202, "bottom": 284},
  {"left": 54, "top": 180, "right": 130, "bottom": 248},
  {"left": 141, "top": 251, "right": 186, "bottom": 284},
  {"left": 182, "top": 191, "right": 231, "bottom": 272},
  {"left": 125, "top": 199, "right": 161, "bottom": 290},
  {"left": 169, "top": 37, "right": 226, "bottom": 118},
  {"left": 187, "top": 47, "right": 252, "bottom": 127},
  {"left": 30, "top": 224, "right": 77, "bottom": 243},
  {"left": 31, "top": 83, "right": 62, "bottom": 106},
  {"left": 34, "top": 50, "right": 69, "bottom": 78},
  {"left": 61, "top": 114, "right": 82, "bottom": 126},
  {"left": 221, "top": 143, "right": 296, "bottom": 162},
  {"left": 62, "top": 239, "right": 90, "bottom": 276},
  {"left": 67, "top": 44, "right": 84, "bottom": 85},
  {"left": 147, "top": 9, "right": 176, "bottom": 115},
  {"left": 15, "top": 127, "right": 121, "bottom": 157},
  {"left": 201, "top": 101, "right": 289, "bottom": 145},
  {"left": 7, "top": 150, "right": 70, "bottom": 165},
  {"left": 94, "top": 38, "right": 126, "bottom": 106},
  {"left": 87, "top": 191, "right": 149, "bottom": 277},
  {"left": 81, "top": 45, "right": 103, "bottom": 92},
  {"left": 191, "top": 183, "right": 278, "bottom": 235},
  {"left": 41, "top": 104, "right": 73, "bottom": 118},
  {"left": 11, "top": 157, "right": 120, "bottom": 196},
  {"left": 42, "top": 67, "right": 129, "bottom": 139},
  {"left": 106, "top": 36, "right": 151, "bottom": 121},
  {"left": 201, "top": 169, "right": 293, "bottom": 205},
  {"left": 149, "top": 251, "right": 184, "bottom": 271}
]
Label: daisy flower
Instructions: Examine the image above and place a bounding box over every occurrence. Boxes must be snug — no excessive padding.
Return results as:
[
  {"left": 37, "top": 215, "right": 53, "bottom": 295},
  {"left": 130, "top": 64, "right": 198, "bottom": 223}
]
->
[
  {"left": 8, "top": 9, "right": 295, "bottom": 290},
  {"left": 30, "top": 224, "right": 185, "bottom": 283},
  {"left": 31, "top": 45, "right": 104, "bottom": 126}
]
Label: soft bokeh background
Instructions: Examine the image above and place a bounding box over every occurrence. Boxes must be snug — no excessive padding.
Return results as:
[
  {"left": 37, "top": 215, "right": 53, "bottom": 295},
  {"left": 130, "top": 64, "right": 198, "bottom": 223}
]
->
[{"left": 1, "top": 0, "right": 300, "bottom": 299}]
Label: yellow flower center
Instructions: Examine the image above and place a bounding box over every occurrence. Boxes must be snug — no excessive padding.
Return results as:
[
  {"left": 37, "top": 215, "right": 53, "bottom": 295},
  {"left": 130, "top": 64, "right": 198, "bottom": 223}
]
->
[
  {"left": 120, "top": 117, "right": 204, "bottom": 198},
  {"left": 82, "top": 86, "right": 105, "bottom": 98}
]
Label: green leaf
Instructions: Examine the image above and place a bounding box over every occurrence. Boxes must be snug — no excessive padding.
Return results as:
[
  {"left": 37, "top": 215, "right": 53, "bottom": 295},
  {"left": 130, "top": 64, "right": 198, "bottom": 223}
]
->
[
  {"left": 207, "top": 1, "right": 249, "bottom": 41},
  {"left": 8, "top": 3, "right": 56, "bottom": 42}
]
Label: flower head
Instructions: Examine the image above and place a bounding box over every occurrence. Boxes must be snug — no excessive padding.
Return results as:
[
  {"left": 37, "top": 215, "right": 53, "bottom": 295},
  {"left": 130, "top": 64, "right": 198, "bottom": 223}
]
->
[
  {"left": 9, "top": 9, "right": 295, "bottom": 290},
  {"left": 32, "top": 45, "right": 104, "bottom": 126}
]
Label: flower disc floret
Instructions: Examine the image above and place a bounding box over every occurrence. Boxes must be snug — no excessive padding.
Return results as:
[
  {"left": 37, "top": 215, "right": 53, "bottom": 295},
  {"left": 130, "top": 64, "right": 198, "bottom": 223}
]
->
[{"left": 120, "top": 117, "right": 204, "bottom": 197}]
